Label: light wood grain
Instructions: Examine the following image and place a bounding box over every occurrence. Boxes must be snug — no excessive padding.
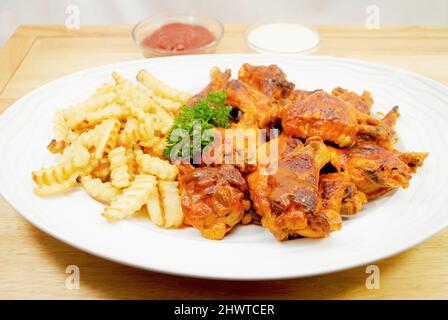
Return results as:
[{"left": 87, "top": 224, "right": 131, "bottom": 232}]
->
[
  {"left": 0, "top": 28, "right": 36, "bottom": 95},
  {"left": 1, "top": 24, "right": 447, "bottom": 300}
]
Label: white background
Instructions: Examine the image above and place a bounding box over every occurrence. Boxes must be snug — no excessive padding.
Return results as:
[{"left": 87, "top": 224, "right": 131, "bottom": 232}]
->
[{"left": 1, "top": 0, "right": 448, "bottom": 45}]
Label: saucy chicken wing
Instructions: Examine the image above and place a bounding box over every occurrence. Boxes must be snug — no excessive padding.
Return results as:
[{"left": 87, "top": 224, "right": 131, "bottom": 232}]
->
[
  {"left": 247, "top": 135, "right": 342, "bottom": 240},
  {"left": 201, "top": 113, "right": 266, "bottom": 173},
  {"left": 238, "top": 63, "right": 295, "bottom": 99},
  {"left": 330, "top": 142, "right": 424, "bottom": 200},
  {"left": 226, "top": 79, "right": 278, "bottom": 128},
  {"left": 282, "top": 89, "right": 316, "bottom": 104},
  {"left": 319, "top": 172, "right": 367, "bottom": 216},
  {"left": 332, "top": 87, "right": 374, "bottom": 114},
  {"left": 356, "top": 106, "right": 401, "bottom": 151},
  {"left": 282, "top": 91, "right": 390, "bottom": 147},
  {"left": 397, "top": 151, "right": 428, "bottom": 173},
  {"left": 178, "top": 164, "right": 250, "bottom": 240}
]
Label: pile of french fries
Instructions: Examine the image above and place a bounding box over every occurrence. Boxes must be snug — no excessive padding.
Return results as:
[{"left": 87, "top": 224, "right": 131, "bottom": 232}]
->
[{"left": 32, "top": 70, "right": 191, "bottom": 229}]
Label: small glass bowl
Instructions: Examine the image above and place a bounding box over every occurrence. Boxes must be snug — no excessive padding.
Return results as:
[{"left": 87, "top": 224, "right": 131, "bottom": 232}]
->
[
  {"left": 245, "top": 19, "right": 320, "bottom": 54},
  {"left": 132, "top": 14, "right": 224, "bottom": 57}
]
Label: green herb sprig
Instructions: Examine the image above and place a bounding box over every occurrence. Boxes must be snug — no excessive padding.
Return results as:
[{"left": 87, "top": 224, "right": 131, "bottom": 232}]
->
[{"left": 163, "top": 90, "right": 233, "bottom": 162}]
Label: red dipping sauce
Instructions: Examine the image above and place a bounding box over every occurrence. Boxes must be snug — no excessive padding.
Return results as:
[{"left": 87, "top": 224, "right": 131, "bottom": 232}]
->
[{"left": 143, "top": 23, "right": 215, "bottom": 52}]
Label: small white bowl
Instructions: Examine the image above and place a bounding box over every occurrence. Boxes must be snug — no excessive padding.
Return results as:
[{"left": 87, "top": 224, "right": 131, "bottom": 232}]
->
[{"left": 246, "top": 20, "right": 320, "bottom": 54}]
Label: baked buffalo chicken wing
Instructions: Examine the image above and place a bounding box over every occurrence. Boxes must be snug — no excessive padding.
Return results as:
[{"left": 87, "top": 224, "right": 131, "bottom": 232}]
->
[
  {"left": 226, "top": 79, "right": 278, "bottom": 128},
  {"left": 178, "top": 164, "right": 250, "bottom": 240},
  {"left": 281, "top": 91, "right": 391, "bottom": 147},
  {"left": 247, "top": 135, "right": 343, "bottom": 240},
  {"left": 319, "top": 172, "right": 367, "bottom": 216},
  {"left": 331, "top": 142, "right": 427, "bottom": 200},
  {"left": 332, "top": 87, "right": 373, "bottom": 114},
  {"left": 238, "top": 63, "right": 295, "bottom": 100}
]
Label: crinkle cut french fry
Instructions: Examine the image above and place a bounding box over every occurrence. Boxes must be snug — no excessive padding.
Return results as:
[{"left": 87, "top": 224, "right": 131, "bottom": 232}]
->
[
  {"left": 136, "top": 151, "right": 178, "bottom": 180},
  {"left": 81, "top": 176, "right": 120, "bottom": 204},
  {"left": 138, "top": 114, "right": 159, "bottom": 147},
  {"left": 33, "top": 176, "right": 78, "bottom": 196},
  {"left": 53, "top": 108, "right": 71, "bottom": 142},
  {"left": 108, "top": 146, "right": 131, "bottom": 189},
  {"left": 93, "top": 118, "right": 121, "bottom": 159},
  {"left": 154, "top": 105, "right": 173, "bottom": 135},
  {"left": 145, "top": 179, "right": 164, "bottom": 227},
  {"left": 137, "top": 69, "right": 191, "bottom": 103},
  {"left": 80, "top": 103, "right": 127, "bottom": 129},
  {"left": 64, "top": 91, "right": 117, "bottom": 127},
  {"left": 32, "top": 161, "right": 77, "bottom": 186},
  {"left": 102, "top": 175, "right": 156, "bottom": 220},
  {"left": 118, "top": 118, "right": 139, "bottom": 147},
  {"left": 126, "top": 148, "right": 138, "bottom": 177},
  {"left": 113, "top": 72, "right": 158, "bottom": 113},
  {"left": 159, "top": 181, "right": 184, "bottom": 228},
  {"left": 62, "top": 118, "right": 120, "bottom": 161},
  {"left": 92, "top": 83, "right": 115, "bottom": 97},
  {"left": 149, "top": 138, "right": 168, "bottom": 158},
  {"left": 151, "top": 94, "right": 182, "bottom": 113}
]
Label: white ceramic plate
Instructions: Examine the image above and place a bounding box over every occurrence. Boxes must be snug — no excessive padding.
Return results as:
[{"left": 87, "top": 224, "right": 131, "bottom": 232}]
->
[{"left": 0, "top": 54, "right": 447, "bottom": 280}]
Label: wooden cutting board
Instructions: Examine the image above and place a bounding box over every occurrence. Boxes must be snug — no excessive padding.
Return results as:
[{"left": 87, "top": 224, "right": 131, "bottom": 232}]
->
[{"left": 0, "top": 24, "right": 447, "bottom": 299}]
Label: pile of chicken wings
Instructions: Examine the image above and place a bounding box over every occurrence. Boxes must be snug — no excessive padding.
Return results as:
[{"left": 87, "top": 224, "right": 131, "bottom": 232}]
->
[{"left": 178, "top": 64, "right": 427, "bottom": 240}]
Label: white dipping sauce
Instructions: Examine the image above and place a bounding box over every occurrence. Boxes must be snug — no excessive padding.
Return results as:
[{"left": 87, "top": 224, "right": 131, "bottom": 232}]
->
[{"left": 247, "top": 23, "right": 320, "bottom": 53}]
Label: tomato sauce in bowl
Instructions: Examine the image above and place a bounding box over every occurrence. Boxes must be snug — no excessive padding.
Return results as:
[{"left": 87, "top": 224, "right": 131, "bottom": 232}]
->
[
  {"left": 133, "top": 15, "right": 224, "bottom": 57},
  {"left": 143, "top": 23, "right": 215, "bottom": 52}
]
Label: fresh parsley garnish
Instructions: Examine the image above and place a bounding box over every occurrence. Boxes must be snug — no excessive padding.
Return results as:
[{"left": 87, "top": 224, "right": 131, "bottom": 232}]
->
[{"left": 163, "top": 90, "right": 232, "bottom": 162}]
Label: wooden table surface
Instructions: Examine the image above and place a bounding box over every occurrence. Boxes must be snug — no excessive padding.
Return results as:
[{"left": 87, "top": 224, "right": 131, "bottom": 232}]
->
[{"left": 1, "top": 25, "right": 448, "bottom": 299}]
